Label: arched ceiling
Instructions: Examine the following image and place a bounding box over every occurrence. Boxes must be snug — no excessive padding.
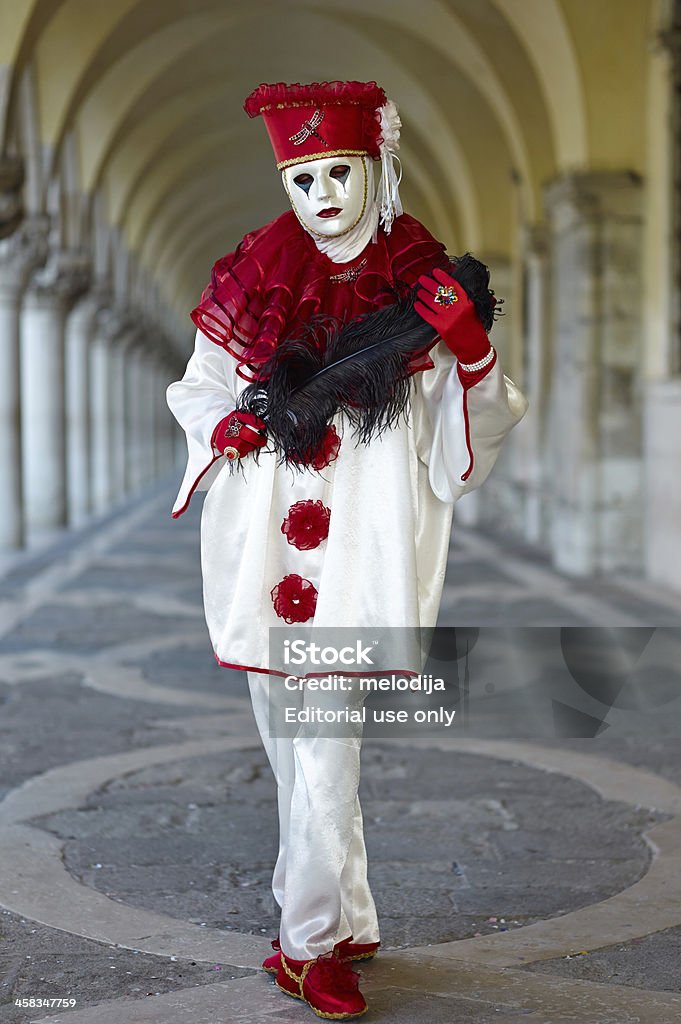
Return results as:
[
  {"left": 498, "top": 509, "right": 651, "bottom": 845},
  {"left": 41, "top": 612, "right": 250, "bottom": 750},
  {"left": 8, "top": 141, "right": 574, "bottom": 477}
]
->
[{"left": 0, "top": 0, "right": 656, "bottom": 348}]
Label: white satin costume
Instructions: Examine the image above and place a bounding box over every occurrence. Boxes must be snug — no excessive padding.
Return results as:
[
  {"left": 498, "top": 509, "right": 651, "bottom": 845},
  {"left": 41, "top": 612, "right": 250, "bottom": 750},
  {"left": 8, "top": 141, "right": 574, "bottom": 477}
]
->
[{"left": 165, "top": 286, "right": 528, "bottom": 961}]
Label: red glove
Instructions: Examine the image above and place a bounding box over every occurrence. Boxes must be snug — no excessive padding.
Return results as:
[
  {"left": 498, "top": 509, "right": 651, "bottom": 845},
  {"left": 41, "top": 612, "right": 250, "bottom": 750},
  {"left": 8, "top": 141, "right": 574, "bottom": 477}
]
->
[
  {"left": 211, "top": 410, "right": 267, "bottom": 462},
  {"left": 414, "top": 267, "right": 492, "bottom": 365}
]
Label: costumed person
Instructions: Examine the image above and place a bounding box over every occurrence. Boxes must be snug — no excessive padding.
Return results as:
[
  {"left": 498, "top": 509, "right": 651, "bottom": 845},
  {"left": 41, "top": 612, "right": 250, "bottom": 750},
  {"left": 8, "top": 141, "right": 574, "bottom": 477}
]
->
[{"left": 166, "top": 80, "right": 528, "bottom": 1020}]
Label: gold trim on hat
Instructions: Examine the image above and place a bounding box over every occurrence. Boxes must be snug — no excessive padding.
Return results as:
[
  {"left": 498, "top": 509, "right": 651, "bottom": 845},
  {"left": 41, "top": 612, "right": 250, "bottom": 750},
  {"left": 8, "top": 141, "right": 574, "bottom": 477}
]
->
[
  {"left": 276, "top": 149, "right": 368, "bottom": 170},
  {"left": 259, "top": 99, "right": 370, "bottom": 113}
]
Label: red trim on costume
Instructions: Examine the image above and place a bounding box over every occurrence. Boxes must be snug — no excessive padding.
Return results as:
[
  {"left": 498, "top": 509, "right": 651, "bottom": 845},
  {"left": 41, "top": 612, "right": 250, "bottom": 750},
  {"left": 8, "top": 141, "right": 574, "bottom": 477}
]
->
[
  {"left": 214, "top": 654, "right": 295, "bottom": 677},
  {"left": 214, "top": 655, "right": 285, "bottom": 677},
  {"left": 170, "top": 452, "right": 221, "bottom": 519},
  {"left": 213, "top": 651, "right": 424, "bottom": 680},
  {"left": 457, "top": 349, "right": 498, "bottom": 482},
  {"left": 460, "top": 388, "right": 474, "bottom": 483}
]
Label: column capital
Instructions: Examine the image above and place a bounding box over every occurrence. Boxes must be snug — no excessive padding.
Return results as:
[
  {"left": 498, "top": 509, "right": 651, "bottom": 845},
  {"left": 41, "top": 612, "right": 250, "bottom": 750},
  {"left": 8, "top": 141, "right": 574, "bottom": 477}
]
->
[
  {"left": 657, "top": 20, "right": 681, "bottom": 59},
  {"left": 543, "top": 170, "right": 643, "bottom": 228},
  {"left": 0, "top": 155, "right": 24, "bottom": 240},
  {"left": 68, "top": 280, "right": 113, "bottom": 326},
  {"left": 26, "top": 248, "right": 91, "bottom": 310},
  {"left": 521, "top": 222, "right": 549, "bottom": 259},
  {"left": 94, "top": 304, "right": 132, "bottom": 344},
  {"left": 117, "top": 326, "right": 145, "bottom": 353},
  {"left": 0, "top": 215, "right": 50, "bottom": 297},
  {"left": 126, "top": 308, "right": 164, "bottom": 358}
]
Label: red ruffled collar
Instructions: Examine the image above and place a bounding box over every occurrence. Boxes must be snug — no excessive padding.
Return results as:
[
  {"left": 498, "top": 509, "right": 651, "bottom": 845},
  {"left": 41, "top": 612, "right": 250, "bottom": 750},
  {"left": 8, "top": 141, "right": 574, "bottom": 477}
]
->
[{"left": 190, "top": 210, "right": 450, "bottom": 380}]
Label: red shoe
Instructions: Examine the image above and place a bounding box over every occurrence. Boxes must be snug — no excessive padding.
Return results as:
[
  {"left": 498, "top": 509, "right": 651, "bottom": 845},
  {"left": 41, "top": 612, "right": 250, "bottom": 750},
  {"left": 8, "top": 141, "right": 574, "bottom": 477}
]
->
[
  {"left": 335, "top": 935, "right": 380, "bottom": 962},
  {"left": 268, "top": 933, "right": 379, "bottom": 971},
  {"left": 262, "top": 936, "right": 281, "bottom": 975},
  {"left": 275, "top": 951, "right": 306, "bottom": 1002},
  {"left": 277, "top": 949, "right": 368, "bottom": 1019}
]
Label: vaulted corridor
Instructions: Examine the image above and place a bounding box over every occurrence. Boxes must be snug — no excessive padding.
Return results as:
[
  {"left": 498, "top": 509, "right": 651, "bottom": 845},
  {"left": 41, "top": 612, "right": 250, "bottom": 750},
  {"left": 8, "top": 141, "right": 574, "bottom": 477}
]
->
[{"left": 0, "top": 0, "right": 680, "bottom": 593}]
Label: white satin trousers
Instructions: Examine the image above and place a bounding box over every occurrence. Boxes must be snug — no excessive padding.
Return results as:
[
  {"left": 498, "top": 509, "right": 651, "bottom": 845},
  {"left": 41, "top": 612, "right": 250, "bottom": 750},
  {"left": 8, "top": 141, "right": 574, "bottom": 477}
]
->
[{"left": 246, "top": 671, "right": 381, "bottom": 960}]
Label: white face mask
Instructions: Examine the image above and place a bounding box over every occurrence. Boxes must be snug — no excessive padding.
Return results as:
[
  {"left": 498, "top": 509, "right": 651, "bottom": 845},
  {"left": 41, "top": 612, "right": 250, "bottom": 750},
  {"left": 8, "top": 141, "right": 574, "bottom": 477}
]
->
[{"left": 282, "top": 155, "right": 368, "bottom": 238}]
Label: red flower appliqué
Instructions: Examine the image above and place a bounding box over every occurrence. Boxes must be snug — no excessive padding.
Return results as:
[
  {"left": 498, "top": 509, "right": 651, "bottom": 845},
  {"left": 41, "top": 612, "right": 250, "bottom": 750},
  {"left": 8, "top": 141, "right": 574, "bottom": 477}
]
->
[
  {"left": 281, "top": 500, "right": 331, "bottom": 550},
  {"left": 271, "top": 574, "right": 318, "bottom": 623},
  {"left": 291, "top": 424, "right": 341, "bottom": 471},
  {"left": 311, "top": 424, "right": 341, "bottom": 470}
]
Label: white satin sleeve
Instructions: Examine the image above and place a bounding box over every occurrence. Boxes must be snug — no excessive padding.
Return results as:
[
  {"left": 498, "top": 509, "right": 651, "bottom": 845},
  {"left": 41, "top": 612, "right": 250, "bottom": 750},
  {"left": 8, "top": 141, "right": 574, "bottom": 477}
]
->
[
  {"left": 413, "top": 342, "right": 529, "bottom": 504},
  {"left": 166, "top": 328, "right": 239, "bottom": 518}
]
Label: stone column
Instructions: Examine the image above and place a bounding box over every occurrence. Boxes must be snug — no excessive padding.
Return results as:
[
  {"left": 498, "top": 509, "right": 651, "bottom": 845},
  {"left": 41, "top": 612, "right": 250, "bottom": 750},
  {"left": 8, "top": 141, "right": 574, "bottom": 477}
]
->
[
  {"left": 644, "top": 379, "right": 681, "bottom": 592},
  {"left": 150, "top": 361, "right": 161, "bottom": 480},
  {"left": 0, "top": 155, "right": 24, "bottom": 239},
  {"left": 89, "top": 320, "right": 109, "bottom": 515},
  {"left": 20, "top": 251, "right": 89, "bottom": 535},
  {"left": 0, "top": 218, "right": 48, "bottom": 549},
  {"left": 113, "top": 326, "right": 154, "bottom": 501},
  {"left": 89, "top": 308, "right": 126, "bottom": 515},
  {"left": 521, "top": 223, "right": 551, "bottom": 548},
  {"left": 146, "top": 351, "right": 161, "bottom": 481},
  {"left": 158, "top": 361, "right": 176, "bottom": 474},
  {"left": 142, "top": 354, "right": 157, "bottom": 487},
  {"left": 65, "top": 290, "right": 108, "bottom": 525},
  {"left": 485, "top": 256, "right": 513, "bottom": 368},
  {"left": 457, "top": 256, "right": 525, "bottom": 533},
  {"left": 116, "top": 330, "right": 139, "bottom": 497},
  {"left": 109, "top": 331, "right": 130, "bottom": 505},
  {"left": 153, "top": 354, "right": 174, "bottom": 478},
  {"left": 643, "top": 10, "right": 681, "bottom": 592},
  {"left": 543, "top": 171, "right": 644, "bottom": 576},
  {"left": 123, "top": 340, "right": 146, "bottom": 494}
]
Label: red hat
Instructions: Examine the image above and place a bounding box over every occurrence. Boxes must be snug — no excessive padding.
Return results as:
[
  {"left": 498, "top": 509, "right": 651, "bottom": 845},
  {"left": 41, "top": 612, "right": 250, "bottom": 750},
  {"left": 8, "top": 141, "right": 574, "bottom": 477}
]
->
[{"left": 244, "top": 80, "right": 387, "bottom": 170}]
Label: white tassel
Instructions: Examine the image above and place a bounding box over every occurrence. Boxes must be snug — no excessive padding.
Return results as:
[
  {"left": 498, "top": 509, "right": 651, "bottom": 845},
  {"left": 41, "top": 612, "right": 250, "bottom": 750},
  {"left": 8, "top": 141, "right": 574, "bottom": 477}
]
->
[
  {"left": 376, "top": 100, "right": 403, "bottom": 235},
  {"left": 377, "top": 150, "right": 403, "bottom": 235}
]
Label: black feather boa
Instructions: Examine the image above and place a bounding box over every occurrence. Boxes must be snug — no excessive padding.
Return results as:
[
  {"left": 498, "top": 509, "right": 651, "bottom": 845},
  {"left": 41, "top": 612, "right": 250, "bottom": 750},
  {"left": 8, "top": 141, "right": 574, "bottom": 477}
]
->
[{"left": 236, "top": 253, "right": 502, "bottom": 467}]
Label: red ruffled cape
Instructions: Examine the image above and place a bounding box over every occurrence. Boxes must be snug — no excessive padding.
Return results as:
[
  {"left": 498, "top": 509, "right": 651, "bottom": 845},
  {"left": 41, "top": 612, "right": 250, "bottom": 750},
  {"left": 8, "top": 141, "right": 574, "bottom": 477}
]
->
[{"left": 190, "top": 210, "right": 451, "bottom": 381}]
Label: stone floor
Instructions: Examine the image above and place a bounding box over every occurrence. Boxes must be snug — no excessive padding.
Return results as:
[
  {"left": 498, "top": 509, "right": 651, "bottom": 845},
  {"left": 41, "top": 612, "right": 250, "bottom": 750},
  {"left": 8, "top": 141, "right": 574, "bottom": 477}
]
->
[{"left": 1, "top": 472, "right": 681, "bottom": 1023}]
